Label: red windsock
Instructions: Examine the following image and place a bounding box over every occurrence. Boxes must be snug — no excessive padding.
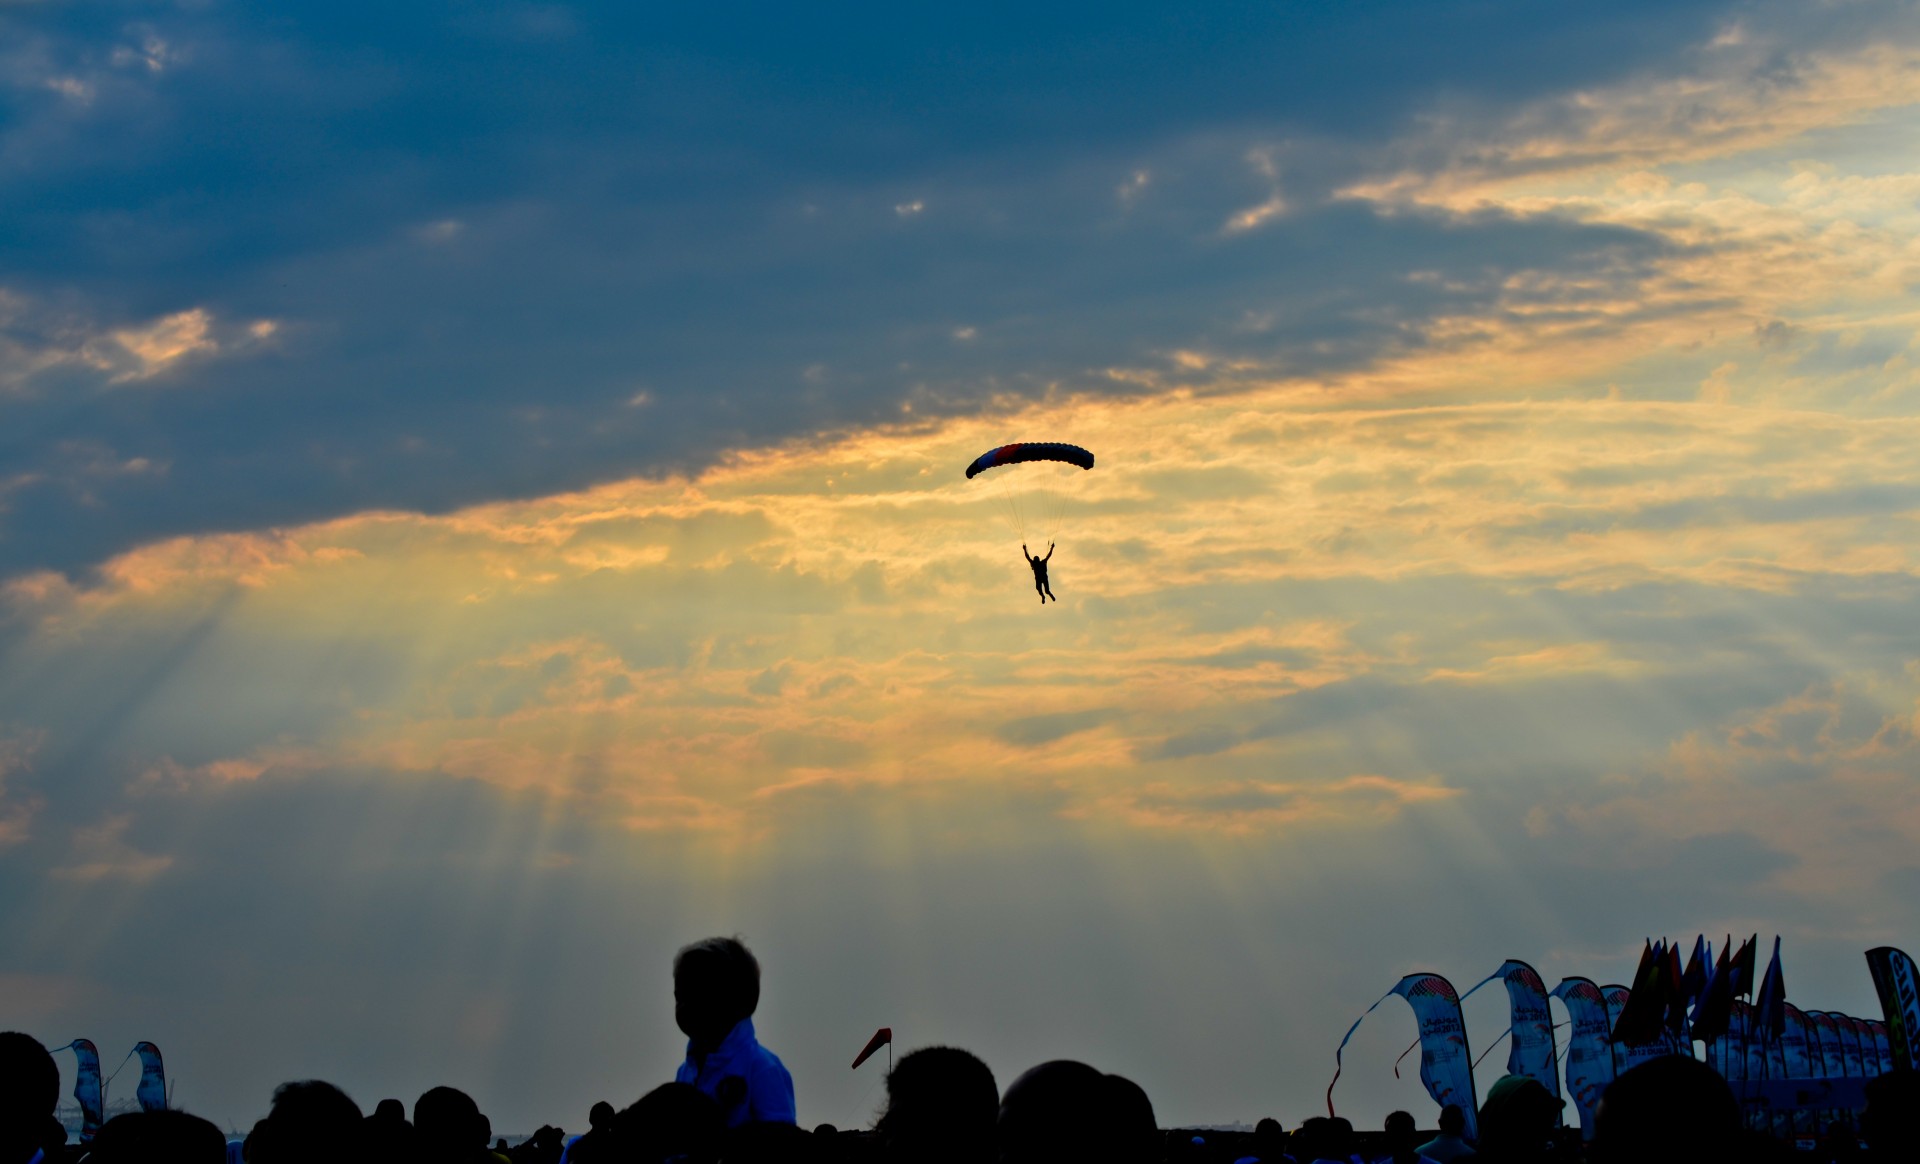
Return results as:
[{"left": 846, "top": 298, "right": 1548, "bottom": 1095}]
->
[{"left": 851, "top": 1027, "right": 892, "bottom": 1070}]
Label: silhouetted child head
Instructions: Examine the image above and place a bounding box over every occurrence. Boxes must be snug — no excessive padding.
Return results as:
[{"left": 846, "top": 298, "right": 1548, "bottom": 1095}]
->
[
  {"left": 255, "top": 1080, "right": 364, "bottom": 1164},
  {"left": 589, "top": 1100, "right": 616, "bottom": 1130},
  {"left": 88, "top": 1110, "right": 227, "bottom": 1163},
  {"left": 1592, "top": 1056, "right": 1738, "bottom": 1164},
  {"left": 612, "top": 1081, "right": 724, "bottom": 1164},
  {"left": 674, "top": 936, "right": 761, "bottom": 1047},
  {"left": 414, "top": 1086, "right": 487, "bottom": 1162},
  {"left": 373, "top": 1098, "right": 406, "bottom": 1123},
  {"left": 1437, "top": 1104, "right": 1466, "bottom": 1136},
  {"left": 878, "top": 1045, "right": 998, "bottom": 1162}
]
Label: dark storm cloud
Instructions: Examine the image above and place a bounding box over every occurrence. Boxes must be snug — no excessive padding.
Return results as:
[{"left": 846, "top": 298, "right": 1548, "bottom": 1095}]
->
[{"left": 0, "top": 0, "right": 1769, "bottom": 577}]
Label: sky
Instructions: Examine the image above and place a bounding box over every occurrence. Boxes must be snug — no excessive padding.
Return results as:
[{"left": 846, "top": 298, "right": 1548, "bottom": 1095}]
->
[{"left": 4, "top": 0, "right": 1920, "bottom": 1137}]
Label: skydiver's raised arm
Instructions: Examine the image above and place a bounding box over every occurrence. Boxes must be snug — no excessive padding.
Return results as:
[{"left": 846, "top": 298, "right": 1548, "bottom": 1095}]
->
[{"left": 1044, "top": 542, "right": 1054, "bottom": 561}]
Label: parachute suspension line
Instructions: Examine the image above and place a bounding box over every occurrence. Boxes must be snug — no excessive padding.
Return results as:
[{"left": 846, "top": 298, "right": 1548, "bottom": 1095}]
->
[
  {"left": 993, "top": 470, "right": 1028, "bottom": 544},
  {"left": 964, "top": 441, "right": 1095, "bottom": 556}
]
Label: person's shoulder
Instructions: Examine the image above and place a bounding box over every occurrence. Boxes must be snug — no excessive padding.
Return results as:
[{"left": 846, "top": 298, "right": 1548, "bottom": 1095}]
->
[{"left": 750, "top": 1040, "right": 793, "bottom": 1080}]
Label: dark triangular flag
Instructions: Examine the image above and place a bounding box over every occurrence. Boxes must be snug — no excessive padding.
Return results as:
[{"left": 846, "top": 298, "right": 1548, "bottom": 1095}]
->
[
  {"left": 1612, "top": 940, "right": 1667, "bottom": 1045},
  {"left": 1754, "top": 937, "right": 1786, "bottom": 1044},
  {"left": 1680, "top": 935, "right": 1708, "bottom": 1006},
  {"left": 1693, "top": 938, "right": 1736, "bottom": 1041},
  {"left": 1732, "top": 935, "right": 1758, "bottom": 997}
]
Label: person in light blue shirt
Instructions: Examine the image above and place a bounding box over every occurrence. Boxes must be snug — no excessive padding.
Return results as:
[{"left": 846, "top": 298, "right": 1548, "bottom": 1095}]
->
[{"left": 671, "top": 936, "right": 796, "bottom": 1129}]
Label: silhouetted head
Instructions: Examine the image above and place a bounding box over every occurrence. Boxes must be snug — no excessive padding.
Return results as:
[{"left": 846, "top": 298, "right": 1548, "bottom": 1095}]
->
[
  {"left": 0, "top": 1031, "right": 57, "bottom": 1159},
  {"left": 1384, "top": 1110, "right": 1418, "bottom": 1150},
  {"left": 87, "top": 1110, "right": 226, "bottom": 1163},
  {"left": 1252, "top": 1116, "right": 1285, "bottom": 1152},
  {"left": 1437, "top": 1104, "right": 1466, "bottom": 1136},
  {"left": 1863, "top": 1068, "right": 1920, "bottom": 1159},
  {"left": 255, "top": 1080, "right": 364, "bottom": 1164},
  {"left": 997, "top": 1060, "right": 1157, "bottom": 1164},
  {"left": 814, "top": 1123, "right": 839, "bottom": 1137},
  {"left": 674, "top": 936, "right": 761, "bottom": 1047},
  {"left": 1592, "top": 1056, "right": 1738, "bottom": 1164},
  {"left": 589, "top": 1100, "right": 616, "bottom": 1130},
  {"left": 878, "top": 1045, "right": 998, "bottom": 1163},
  {"left": 362, "top": 1104, "right": 417, "bottom": 1164},
  {"left": 1101, "top": 1074, "right": 1157, "bottom": 1163},
  {"left": 414, "top": 1086, "right": 486, "bottom": 1162},
  {"left": 1323, "top": 1116, "right": 1356, "bottom": 1159},
  {"left": 1479, "top": 1074, "right": 1562, "bottom": 1159},
  {"left": 612, "top": 1082, "right": 723, "bottom": 1164},
  {"left": 1291, "top": 1117, "right": 1328, "bottom": 1161}
]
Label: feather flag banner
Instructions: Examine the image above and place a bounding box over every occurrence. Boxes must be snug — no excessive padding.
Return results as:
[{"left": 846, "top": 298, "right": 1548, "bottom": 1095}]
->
[
  {"left": 1550, "top": 977, "right": 1613, "bottom": 1140},
  {"left": 1866, "top": 947, "right": 1920, "bottom": 1071},
  {"left": 61, "top": 1040, "right": 104, "bottom": 1141},
  {"left": 1329, "top": 973, "right": 1479, "bottom": 1139},
  {"left": 133, "top": 1042, "right": 166, "bottom": 1112}
]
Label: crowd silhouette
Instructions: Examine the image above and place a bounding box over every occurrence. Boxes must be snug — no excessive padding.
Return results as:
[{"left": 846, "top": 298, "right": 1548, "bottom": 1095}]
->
[{"left": 3, "top": 938, "right": 1917, "bottom": 1163}]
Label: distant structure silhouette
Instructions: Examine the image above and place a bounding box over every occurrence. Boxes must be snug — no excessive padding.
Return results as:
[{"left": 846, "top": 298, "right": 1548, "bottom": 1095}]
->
[{"left": 673, "top": 936, "right": 796, "bottom": 1129}]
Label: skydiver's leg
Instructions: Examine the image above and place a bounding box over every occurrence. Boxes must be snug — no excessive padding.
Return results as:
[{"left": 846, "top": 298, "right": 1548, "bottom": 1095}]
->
[{"left": 1044, "top": 581, "right": 1056, "bottom": 600}]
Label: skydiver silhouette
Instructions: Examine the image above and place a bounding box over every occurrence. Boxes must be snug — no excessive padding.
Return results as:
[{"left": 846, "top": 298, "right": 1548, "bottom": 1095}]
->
[{"left": 1024, "top": 542, "right": 1056, "bottom": 603}]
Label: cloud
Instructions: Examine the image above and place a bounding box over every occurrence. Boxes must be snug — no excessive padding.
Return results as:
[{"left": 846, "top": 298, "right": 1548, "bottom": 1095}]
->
[
  {"left": 0, "top": 295, "right": 279, "bottom": 394},
  {"left": 1102, "top": 774, "right": 1460, "bottom": 834},
  {"left": 1, "top": 0, "right": 1882, "bottom": 578},
  {"left": 50, "top": 814, "right": 173, "bottom": 882},
  {"left": 0, "top": 728, "right": 42, "bottom": 847}
]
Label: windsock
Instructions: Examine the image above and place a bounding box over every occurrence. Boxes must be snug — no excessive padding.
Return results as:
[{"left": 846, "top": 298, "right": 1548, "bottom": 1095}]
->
[
  {"left": 133, "top": 1042, "right": 166, "bottom": 1112},
  {"left": 851, "top": 1027, "right": 892, "bottom": 1070}
]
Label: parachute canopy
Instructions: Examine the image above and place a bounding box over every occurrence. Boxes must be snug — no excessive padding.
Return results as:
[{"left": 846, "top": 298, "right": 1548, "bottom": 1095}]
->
[{"left": 964, "top": 442, "right": 1095, "bottom": 480}]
